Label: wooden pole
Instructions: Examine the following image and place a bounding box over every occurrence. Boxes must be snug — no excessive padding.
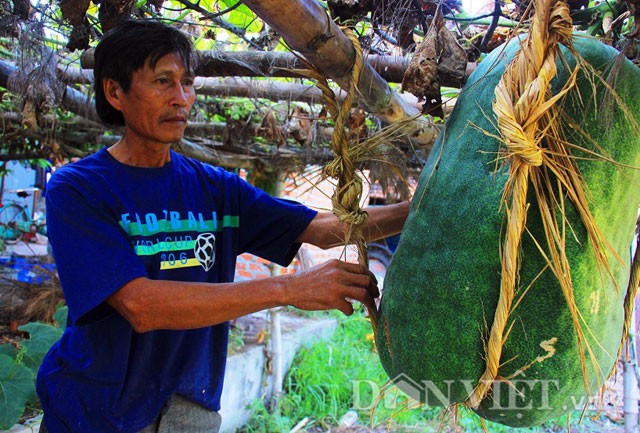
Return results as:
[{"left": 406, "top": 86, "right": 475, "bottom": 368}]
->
[
  {"left": 77, "top": 49, "right": 475, "bottom": 86},
  {"left": 241, "top": 0, "right": 437, "bottom": 146}
]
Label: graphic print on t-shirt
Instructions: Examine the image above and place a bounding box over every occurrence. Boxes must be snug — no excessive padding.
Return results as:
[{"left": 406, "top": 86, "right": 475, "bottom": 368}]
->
[
  {"left": 194, "top": 233, "right": 216, "bottom": 271},
  {"left": 119, "top": 210, "right": 237, "bottom": 271}
]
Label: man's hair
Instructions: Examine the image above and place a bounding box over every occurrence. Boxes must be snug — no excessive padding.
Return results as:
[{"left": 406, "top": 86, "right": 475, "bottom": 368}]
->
[{"left": 94, "top": 20, "right": 196, "bottom": 126}]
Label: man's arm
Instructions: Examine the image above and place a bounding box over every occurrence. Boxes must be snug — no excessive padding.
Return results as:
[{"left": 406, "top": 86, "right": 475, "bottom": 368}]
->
[
  {"left": 108, "top": 201, "right": 409, "bottom": 333},
  {"left": 107, "top": 259, "right": 378, "bottom": 333},
  {"left": 296, "top": 201, "right": 410, "bottom": 249}
]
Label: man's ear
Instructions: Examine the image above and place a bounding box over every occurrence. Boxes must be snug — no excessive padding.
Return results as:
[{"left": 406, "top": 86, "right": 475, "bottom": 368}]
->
[{"left": 103, "top": 78, "right": 124, "bottom": 112}]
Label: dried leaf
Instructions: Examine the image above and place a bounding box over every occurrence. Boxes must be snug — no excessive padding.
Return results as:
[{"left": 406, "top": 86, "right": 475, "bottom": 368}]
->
[
  {"left": 59, "top": 0, "right": 90, "bottom": 25},
  {"left": 437, "top": 26, "right": 467, "bottom": 85},
  {"left": 347, "top": 107, "right": 367, "bottom": 142},
  {"left": 402, "top": 16, "right": 440, "bottom": 115},
  {"left": 99, "top": 0, "right": 135, "bottom": 33},
  {"left": 401, "top": 6, "right": 467, "bottom": 118},
  {"left": 21, "top": 100, "right": 37, "bottom": 130}
]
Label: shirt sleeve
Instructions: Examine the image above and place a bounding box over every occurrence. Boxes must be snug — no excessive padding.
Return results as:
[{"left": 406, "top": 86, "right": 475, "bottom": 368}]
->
[
  {"left": 235, "top": 178, "right": 317, "bottom": 267},
  {"left": 46, "top": 174, "right": 148, "bottom": 326}
]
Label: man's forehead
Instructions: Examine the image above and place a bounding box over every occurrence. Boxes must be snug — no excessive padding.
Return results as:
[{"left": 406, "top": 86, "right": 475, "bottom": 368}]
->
[{"left": 142, "top": 51, "right": 194, "bottom": 74}]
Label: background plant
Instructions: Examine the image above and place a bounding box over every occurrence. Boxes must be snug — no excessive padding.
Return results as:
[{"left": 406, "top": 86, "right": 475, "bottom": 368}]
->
[
  {"left": 0, "top": 305, "right": 66, "bottom": 430},
  {"left": 239, "top": 311, "right": 622, "bottom": 432}
]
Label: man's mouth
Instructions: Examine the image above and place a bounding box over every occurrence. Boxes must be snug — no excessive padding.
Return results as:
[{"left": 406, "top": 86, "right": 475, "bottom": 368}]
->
[{"left": 162, "top": 116, "right": 188, "bottom": 123}]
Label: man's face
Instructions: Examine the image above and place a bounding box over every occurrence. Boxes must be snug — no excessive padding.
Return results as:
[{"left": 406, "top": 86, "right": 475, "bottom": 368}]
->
[{"left": 108, "top": 52, "right": 196, "bottom": 147}]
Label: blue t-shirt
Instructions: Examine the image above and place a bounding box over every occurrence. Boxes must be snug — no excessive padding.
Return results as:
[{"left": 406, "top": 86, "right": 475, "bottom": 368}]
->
[{"left": 37, "top": 148, "right": 317, "bottom": 433}]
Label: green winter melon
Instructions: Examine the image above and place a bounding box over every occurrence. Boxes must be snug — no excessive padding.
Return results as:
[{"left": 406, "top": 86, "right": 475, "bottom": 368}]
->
[{"left": 376, "top": 35, "right": 640, "bottom": 427}]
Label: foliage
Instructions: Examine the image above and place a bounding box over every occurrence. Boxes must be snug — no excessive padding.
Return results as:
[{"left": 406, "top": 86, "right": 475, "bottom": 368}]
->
[
  {"left": 0, "top": 306, "right": 66, "bottom": 430},
  {"left": 240, "top": 313, "right": 441, "bottom": 432},
  {"left": 227, "top": 322, "right": 245, "bottom": 355},
  {"left": 222, "top": 97, "right": 260, "bottom": 122},
  {"left": 239, "top": 312, "right": 623, "bottom": 432},
  {"left": 214, "top": 0, "right": 261, "bottom": 33}
]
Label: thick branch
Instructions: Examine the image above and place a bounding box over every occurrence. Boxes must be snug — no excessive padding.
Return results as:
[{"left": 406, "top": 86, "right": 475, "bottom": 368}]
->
[
  {"left": 1, "top": 58, "right": 97, "bottom": 122},
  {"left": 54, "top": 70, "right": 424, "bottom": 116},
  {"left": 219, "top": 0, "right": 437, "bottom": 145},
  {"left": 77, "top": 50, "right": 474, "bottom": 85},
  {"left": 0, "top": 106, "right": 339, "bottom": 168},
  {"left": 0, "top": 59, "right": 257, "bottom": 166},
  {"left": 1, "top": 109, "right": 336, "bottom": 145},
  {"left": 193, "top": 77, "right": 326, "bottom": 104},
  {"left": 479, "top": 0, "right": 502, "bottom": 52}
]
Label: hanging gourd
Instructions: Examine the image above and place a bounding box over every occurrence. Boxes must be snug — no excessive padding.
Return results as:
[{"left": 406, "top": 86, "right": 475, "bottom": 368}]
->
[{"left": 376, "top": 0, "right": 640, "bottom": 427}]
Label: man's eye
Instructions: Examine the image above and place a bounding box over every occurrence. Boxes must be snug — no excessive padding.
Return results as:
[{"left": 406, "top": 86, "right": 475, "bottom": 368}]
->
[
  {"left": 156, "top": 77, "right": 169, "bottom": 84},
  {"left": 182, "top": 78, "right": 194, "bottom": 87}
]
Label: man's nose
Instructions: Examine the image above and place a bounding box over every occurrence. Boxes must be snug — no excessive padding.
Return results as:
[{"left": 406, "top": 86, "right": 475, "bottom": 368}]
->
[{"left": 171, "top": 83, "right": 192, "bottom": 106}]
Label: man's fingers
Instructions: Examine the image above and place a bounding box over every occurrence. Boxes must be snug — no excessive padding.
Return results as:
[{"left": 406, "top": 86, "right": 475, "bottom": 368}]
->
[
  {"left": 296, "top": 260, "right": 381, "bottom": 315},
  {"left": 352, "top": 270, "right": 379, "bottom": 299},
  {"left": 332, "top": 260, "right": 380, "bottom": 298},
  {"left": 336, "top": 260, "right": 376, "bottom": 280},
  {"left": 344, "top": 287, "right": 377, "bottom": 314},
  {"left": 336, "top": 299, "right": 355, "bottom": 316},
  {"left": 366, "top": 272, "right": 380, "bottom": 298},
  {"left": 357, "top": 293, "right": 377, "bottom": 317}
]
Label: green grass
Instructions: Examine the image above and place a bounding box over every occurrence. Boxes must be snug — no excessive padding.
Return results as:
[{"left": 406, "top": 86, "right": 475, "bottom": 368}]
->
[{"left": 238, "top": 312, "right": 619, "bottom": 432}]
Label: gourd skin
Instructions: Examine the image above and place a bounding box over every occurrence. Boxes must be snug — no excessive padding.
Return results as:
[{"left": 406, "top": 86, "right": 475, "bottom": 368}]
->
[{"left": 377, "top": 35, "right": 640, "bottom": 427}]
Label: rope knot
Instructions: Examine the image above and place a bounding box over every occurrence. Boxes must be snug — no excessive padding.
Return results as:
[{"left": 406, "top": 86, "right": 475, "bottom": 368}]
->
[
  {"left": 340, "top": 209, "right": 369, "bottom": 226},
  {"left": 324, "top": 157, "right": 344, "bottom": 178},
  {"left": 507, "top": 137, "right": 544, "bottom": 167},
  {"left": 548, "top": 1, "right": 573, "bottom": 46},
  {"left": 338, "top": 178, "right": 363, "bottom": 204}
]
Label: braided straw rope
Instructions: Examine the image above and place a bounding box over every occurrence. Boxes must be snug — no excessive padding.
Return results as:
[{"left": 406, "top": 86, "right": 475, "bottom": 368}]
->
[
  {"left": 322, "top": 30, "right": 369, "bottom": 252},
  {"left": 306, "top": 28, "right": 378, "bottom": 333},
  {"left": 618, "top": 224, "right": 640, "bottom": 362},
  {"left": 466, "top": 0, "right": 577, "bottom": 408}
]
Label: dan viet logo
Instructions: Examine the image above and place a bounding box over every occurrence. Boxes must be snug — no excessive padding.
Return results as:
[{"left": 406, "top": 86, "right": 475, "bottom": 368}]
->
[
  {"left": 194, "top": 233, "right": 216, "bottom": 271},
  {"left": 350, "top": 373, "right": 596, "bottom": 414}
]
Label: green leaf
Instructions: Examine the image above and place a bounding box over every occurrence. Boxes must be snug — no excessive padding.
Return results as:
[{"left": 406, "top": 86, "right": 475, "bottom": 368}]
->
[
  {"left": 225, "top": 3, "right": 255, "bottom": 19},
  {"left": 0, "top": 344, "right": 18, "bottom": 358},
  {"left": 200, "top": 0, "right": 258, "bottom": 29},
  {"left": 0, "top": 354, "right": 34, "bottom": 430},
  {"left": 53, "top": 305, "right": 68, "bottom": 330},
  {"left": 216, "top": 1, "right": 261, "bottom": 33},
  {"left": 218, "top": 0, "right": 254, "bottom": 18},
  {"left": 17, "top": 322, "right": 63, "bottom": 372},
  {"left": 34, "top": 159, "right": 52, "bottom": 169}
]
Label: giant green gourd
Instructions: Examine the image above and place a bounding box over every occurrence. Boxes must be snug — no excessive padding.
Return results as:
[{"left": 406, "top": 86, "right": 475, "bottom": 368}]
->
[{"left": 376, "top": 35, "right": 640, "bottom": 427}]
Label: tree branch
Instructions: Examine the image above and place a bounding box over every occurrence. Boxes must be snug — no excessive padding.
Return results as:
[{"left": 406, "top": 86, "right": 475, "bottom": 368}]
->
[
  {"left": 479, "top": 0, "right": 502, "bottom": 52},
  {"left": 77, "top": 48, "right": 475, "bottom": 86},
  {"left": 174, "top": 0, "right": 265, "bottom": 50}
]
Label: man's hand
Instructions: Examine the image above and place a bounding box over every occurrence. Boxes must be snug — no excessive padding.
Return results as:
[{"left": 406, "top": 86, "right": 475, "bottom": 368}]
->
[
  {"left": 279, "top": 259, "right": 379, "bottom": 316},
  {"left": 109, "top": 259, "right": 379, "bottom": 332}
]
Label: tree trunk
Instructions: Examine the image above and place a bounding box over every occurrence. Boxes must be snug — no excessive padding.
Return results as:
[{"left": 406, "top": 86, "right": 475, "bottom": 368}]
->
[
  {"left": 192, "top": 77, "right": 423, "bottom": 114},
  {"left": 56, "top": 67, "right": 425, "bottom": 111},
  {"left": 78, "top": 49, "right": 475, "bottom": 86},
  {"left": 241, "top": 0, "right": 437, "bottom": 146},
  {"left": 198, "top": 51, "right": 417, "bottom": 83}
]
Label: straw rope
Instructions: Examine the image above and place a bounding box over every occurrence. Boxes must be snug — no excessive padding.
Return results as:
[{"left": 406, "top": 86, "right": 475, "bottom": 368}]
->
[
  {"left": 304, "top": 28, "right": 378, "bottom": 333},
  {"left": 466, "top": 0, "right": 576, "bottom": 408},
  {"left": 618, "top": 221, "right": 640, "bottom": 362}
]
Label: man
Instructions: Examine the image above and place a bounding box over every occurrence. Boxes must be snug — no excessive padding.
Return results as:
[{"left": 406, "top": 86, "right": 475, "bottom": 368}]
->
[{"left": 37, "top": 19, "right": 409, "bottom": 433}]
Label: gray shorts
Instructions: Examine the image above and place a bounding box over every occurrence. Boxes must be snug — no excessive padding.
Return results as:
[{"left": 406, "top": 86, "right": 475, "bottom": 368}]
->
[{"left": 137, "top": 394, "right": 222, "bottom": 433}]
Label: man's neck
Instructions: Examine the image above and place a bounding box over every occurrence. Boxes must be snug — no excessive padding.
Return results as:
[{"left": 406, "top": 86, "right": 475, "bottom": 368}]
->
[{"left": 108, "top": 137, "right": 173, "bottom": 168}]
